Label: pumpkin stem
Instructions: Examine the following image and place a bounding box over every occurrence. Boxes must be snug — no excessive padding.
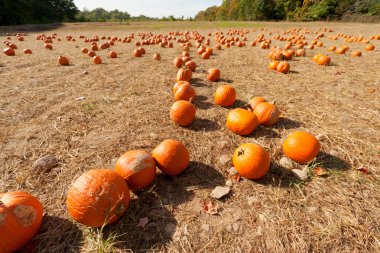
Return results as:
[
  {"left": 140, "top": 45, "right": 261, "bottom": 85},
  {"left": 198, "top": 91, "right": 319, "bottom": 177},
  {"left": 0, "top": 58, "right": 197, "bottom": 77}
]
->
[
  {"left": 270, "top": 100, "right": 276, "bottom": 105},
  {"left": 237, "top": 148, "right": 245, "bottom": 156}
]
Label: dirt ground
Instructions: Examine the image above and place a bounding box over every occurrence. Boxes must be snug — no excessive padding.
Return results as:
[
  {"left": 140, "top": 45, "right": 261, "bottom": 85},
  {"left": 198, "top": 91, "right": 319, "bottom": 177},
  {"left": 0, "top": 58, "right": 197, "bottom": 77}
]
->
[{"left": 1, "top": 21, "right": 380, "bottom": 253}]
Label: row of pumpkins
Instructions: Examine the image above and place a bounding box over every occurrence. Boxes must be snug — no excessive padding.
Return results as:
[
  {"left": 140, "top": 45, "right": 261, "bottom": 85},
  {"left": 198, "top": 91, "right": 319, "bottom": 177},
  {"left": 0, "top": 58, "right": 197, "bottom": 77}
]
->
[{"left": 1, "top": 27, "right": 377, "bottom": 252}]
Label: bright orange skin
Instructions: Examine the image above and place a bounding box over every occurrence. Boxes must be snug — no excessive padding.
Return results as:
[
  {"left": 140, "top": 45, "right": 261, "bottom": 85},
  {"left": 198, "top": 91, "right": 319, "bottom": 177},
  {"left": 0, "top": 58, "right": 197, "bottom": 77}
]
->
[
  {"left": 313, "top": 54, "right": 323, "bottom": 62},
  {"left": 185, "top": 60, "right": 196, "bottom": 72},
  {"left": 3, "top": 47, "right": 15, "bottom": 56},
  {"left": 88, "top": 51, "right": 96, "bottom": 57},
  {"left": 173, "top": 81, "right": 190, "bottom": 94},
  {"left": 282, "top": 131, "right": 321, "bottom": 164},
  {"left": 317, "top": 55, "right": 331, "bottom": 66},
  {"left": 0, "top": 192, "right": 43, "bottom": 253},
  {"left": 276, "top": 61, "right": 290, "bottom": 74},
  {"left": 253, "top": 102, "right": 280, "bottom": 126},
  {"left": 351, "top": 50, "right": 362, "bottom": 57},
  {"left": 134, "top": 49, "right": 142, "bottom": 57},
  {"left": 365, "top": 44, "right": 375, "bottom": 51},
  {"left": 226, "top": 108, "right": 258, "bottom": 136},
  {"left": 81, "top": 48, "right": 89, "bottom": 54},
  {"left": 173, "top": 57, "right": 183, "bottom": 68},
  {"left": 174, "top": 83, "right": 196, "bottom": 102},
  {"left": 214, "top": 85, "right": 236, "bottom": 107},
  {"left": 152, "top": 139, "right": 190, "bottom": 176},
  {"left": 67, "top": 169, "right": 130, "bottom": 228},
  {"left": 23, "top": 49, "right": 32, "bottom": 54},
  {"left": 115, "top": 150, "right": 156, "bottom": 191},
  {"left": 233, "top": 143, "right": 270, "bottom": 179},
  {"left": 176, "top": 68, "right": 192, "bottom": 82},
  {"left": 58, "top": 56, "right": 69, "bottom": 66},
  {"left": 268, "top": 61, "right": 280, "bottom": 70},
  {"left": 247, "top": 97, "right": 266, "bottom": 111},
  {"left": 207, "top": 68, "right": 220, "bottom": 82},
  {"left": 153, "top": 53, "right": 161, "bottom": 60},
  {"left": 109, "top": 51, "right": 117, "bottom": 58},
  {"left": 170, "top": 100, "right": 196, "bottom": 126},
  {"left": 93, "top": 56, "right": 102, "bottom": 64}
]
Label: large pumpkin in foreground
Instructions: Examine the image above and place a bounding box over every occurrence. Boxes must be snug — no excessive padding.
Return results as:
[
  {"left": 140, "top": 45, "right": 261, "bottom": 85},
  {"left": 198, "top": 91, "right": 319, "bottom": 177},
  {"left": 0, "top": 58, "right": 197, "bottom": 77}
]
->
[
  {"left": 282, "top": 131, "right": 321, "bottom": 164},
  {"left": 152, "top": 139, "right": 189, "bottom": 176},
  {"left": 233, "top": 143, "right": 270, "bottom": 179},
  {"left": 67, "top": 169, "right": 130, "bottom": 227},
  {"left": 0, "top": 191, "right": 43, "bottom": 253},
  {"left": 115, "top": 150, "right": 156, "bottom": 191}
]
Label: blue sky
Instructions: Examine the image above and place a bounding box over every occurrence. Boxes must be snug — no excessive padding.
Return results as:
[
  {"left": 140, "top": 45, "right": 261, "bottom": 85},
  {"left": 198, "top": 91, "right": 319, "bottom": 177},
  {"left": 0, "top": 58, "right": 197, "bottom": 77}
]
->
[{"left": 73, "top": 0, "right": 222, "bottom": 18}]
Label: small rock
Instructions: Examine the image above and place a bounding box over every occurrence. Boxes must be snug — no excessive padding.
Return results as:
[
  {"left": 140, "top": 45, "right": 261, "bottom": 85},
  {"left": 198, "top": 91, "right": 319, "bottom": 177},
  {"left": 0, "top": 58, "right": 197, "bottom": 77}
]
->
[
  {"left": 32, "top": 155, "right": 58, "bottom": 172},
  {"left": 316, "top": 134, "right": 326, "bottom": 141},
  {"left": 210, "top": 186, "right": 230, "bottom": 199},
  {"left": 227, "top": 167, "right": 237, "bottom": 175},
  {"left": 225, "top": 179, "right": 233, "bottom": 187},
  {"left": 329, "top": 149, "right": 340, "bottom": 157},
  {"left": 279, "top": 157, "right": 294, "bottom": 169},
  {"left": 226, "top": 224, "right": 232, "bottom": 231},
  {"left": 232, "top": 223, "right": 239, "bottom": 232},
  {"left": 257, "top": 225, "right": 263, "bottom": 236},
  {"left": 82, "top": 70, "right": 88, "bottom": 75},
  {"left": 292, "top": 169, "right": 308, "bottom": 181},
  {"left": 76, "top": 96, "right": 85, "bottom": 101},
  {"left": 219, "top": 155, "right": 230, "bottom": 166}
]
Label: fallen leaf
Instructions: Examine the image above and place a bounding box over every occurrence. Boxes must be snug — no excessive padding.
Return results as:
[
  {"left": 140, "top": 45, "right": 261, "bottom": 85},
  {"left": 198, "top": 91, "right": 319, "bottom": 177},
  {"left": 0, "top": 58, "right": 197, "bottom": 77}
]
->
[
  {"left": 313, "top": 167, "right": 327, "bottom": 176},
  {"left": 355, "top": 167, "right": 369, "bottom": 174},
  {"left": 368, "top": 89, "right": 376, "bottom": 93},
  {"left": 137, "top": 217, "right": 149, "bottom": 228},
  {"left": 203, "top": 201, "right": 218, "bottom": 215}
]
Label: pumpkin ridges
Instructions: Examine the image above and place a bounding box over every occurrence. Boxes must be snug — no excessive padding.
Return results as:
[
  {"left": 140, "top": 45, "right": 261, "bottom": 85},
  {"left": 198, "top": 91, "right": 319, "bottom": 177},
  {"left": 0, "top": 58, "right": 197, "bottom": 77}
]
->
[
  {"left": 253, "top": 102, "right": 280, "bottom": 126},
  {"left": 170, "top": 100, "right": 196, "bottom": 126},
  {"left": 215, "top": 85, "right": 236, "bottom": 107},
  {"left": 174, "top": 84, "right": 196, "bottom": 102},
  {"left": 282, "top": 131, "right": 321, "bottom": 164},
  {"left": 226, "top": 108, "right": 259, "bottom": 136}
]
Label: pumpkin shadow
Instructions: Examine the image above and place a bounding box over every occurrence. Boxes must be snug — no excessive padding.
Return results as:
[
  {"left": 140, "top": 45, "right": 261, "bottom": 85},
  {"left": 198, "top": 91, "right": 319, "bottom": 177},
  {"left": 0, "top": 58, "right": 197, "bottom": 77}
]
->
[
  {"left": 288, "top": 70, "right": 300, "bottom": 74},
  {"left": 189, "top": 118, "right": 220, "bottom": 132},
  {"left": 219, "top": 78, "right": 233, "bottom": 83},
  {"left": 0, "top": 23, "right": 64, "bottom": 33},
  {"left": 316, "top": 151, "right": 350, "bottom": 171},
  {"left": 255, "top": 163, "right": 304, "bottom": 188},
  {"left": 194, "top": 95, "right": 213, "bottom": 110},
  {"left": 251, "top": 126, "right": 280, "bottom": 139},
  {"left": 232, "top": 99, "right": 247, "bottom": 109},
  {"left": 191, "top": 78, "right": 207, "bottom": 87},
  {"left": 32, "top": 215, "right": 83, "bottom": 253},
  {"left": 273, "top": 117, "right": 303, "bottom": 130}
]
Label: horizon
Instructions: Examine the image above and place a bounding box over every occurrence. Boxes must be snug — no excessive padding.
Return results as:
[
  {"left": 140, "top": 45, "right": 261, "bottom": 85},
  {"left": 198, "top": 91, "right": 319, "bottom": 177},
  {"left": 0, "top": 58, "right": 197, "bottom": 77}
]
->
[{"left": 73, "top": 0, "right": 222, "bottom": 18}]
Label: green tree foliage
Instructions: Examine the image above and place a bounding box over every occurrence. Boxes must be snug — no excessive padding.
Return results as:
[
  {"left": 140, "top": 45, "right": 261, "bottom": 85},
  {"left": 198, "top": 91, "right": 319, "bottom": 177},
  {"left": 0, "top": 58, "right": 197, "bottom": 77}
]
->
[
  {"left": 195, "top": 0, "right": 380, "bottom": 21},
  {"left": 0, "top": 0, "right": 78, "bottom": 25}
]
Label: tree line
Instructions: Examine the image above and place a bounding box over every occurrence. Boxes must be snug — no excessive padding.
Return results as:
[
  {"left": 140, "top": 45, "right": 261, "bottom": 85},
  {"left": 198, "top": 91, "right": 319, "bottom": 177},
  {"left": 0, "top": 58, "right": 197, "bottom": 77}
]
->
[{"left": 195, "top": 0, "right": 380, "bottom": 21}]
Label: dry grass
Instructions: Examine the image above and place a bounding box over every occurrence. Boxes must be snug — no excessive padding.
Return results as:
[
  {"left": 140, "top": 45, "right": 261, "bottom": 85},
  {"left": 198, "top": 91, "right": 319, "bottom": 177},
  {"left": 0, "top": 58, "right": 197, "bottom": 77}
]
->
[{"left": 1, "top": 21, "right": 380, "bottom": 252}]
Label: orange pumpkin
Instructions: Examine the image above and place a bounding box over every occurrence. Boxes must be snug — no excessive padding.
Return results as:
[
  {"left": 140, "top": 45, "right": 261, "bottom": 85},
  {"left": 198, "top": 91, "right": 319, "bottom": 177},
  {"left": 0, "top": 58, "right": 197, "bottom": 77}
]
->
[
  {"left": 170, "top": 100, "right": 196, "bottom": 126},
  {"left": 134, "top": 49, "right": 142, "bottom": 57},
  {"left": 268, "top": 60, "right": 280, "bottom": 70},
  {"left": 44, "top": 44, "right": 53, "bottom": 50},
  {"left": 81, "top": 48, "right": 89, "bottom": 54},
  {"left": 173, "top": 81, "right": 190, "bottom": 94},
  {"left": 247, "top": 97, "right": 266, "bottom": 111},
  {"left": 312, "top": 53, "right": 323, "bottom": 62},
  {"left": 328, "top": 46, "right": 336, "bottom": 51},
  {"left": 226, "top": 108, "right": 258, "bottom": 136},
  {"left": 201, "top": 52, "right": 210, "bottom": 59},
  {"left": 282, "top": 131, "right": 321, "bottom": 164},
  {"left": 3, "top": 47, "right": 15, "bottom": 56},
  {"left": 67, "top": 169, "right": 130, "bottom": 227},
  {"left": 317, "top": 55, "right": 331, "bottom": 66},
  {"left": 152, "top": 139, "right": 190, "bottom": 176},
  {"left": 276, "top": 61, "right": 290, "bottom": 74},
  {"left": 23, "top": 49, "right": 32, "bottom": 54},
  {"left": 153, "top": 53, "right": 161, "bottom": 60},
  {"left": 253, "top": 102, "right": 280, "bottom": 126},
  {"left": 109, "top": 51, "right": 117, "bottom": 58},
  {"left": 185, "top": 60, "right": 197, "bottom": 72},
  {"left": 176, "top": 68, "right": 192, "bottom": 82},
  {"left": 351, "top": 50, "right": 362, "bottom": 57},
  {"left": 214, "top": 85, "right": 236, "bottom": 107},
  {"left": 0, "top": 191, "right": 43, "bottom": 253},
  {"left": 365, "top": 44, "right": 375, "bottom": 51},
  {"left": 233, "top": 143, "right": 270, "bottom": 179},
  {"left": 93, "top": 56, "right": 102, "bottom": 64},
  {"left": 173, "top": 57, "right": 183, "bottom": 68},
  {"left": 174, "top": 83, "right": 196, "bottom": 102},
  {"left": 207, "top": 68, "right": 220, "bottom": 82},
  {"left": 88, "top": 51, "right": 96, "bottom": 57},
  {"left": 58, "top": 56, "right": 69, "bottom": 66},
  {"left": 115, "top": 150, "right": 156, "bottom": 191}
]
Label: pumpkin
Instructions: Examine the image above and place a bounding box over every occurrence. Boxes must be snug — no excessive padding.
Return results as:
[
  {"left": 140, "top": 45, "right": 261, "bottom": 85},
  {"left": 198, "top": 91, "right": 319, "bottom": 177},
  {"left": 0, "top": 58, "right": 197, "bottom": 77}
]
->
[
  {"left": 276, "top": 61, "right": 290, "bottom": 74},
  {"left": 58, "top": 56, "right": 69, "bottom": 66},
  {"left": 67, "top": 169, "right": 130, "bottom": 227},
  {"left": 93, "top": 56, "right": 102, "bottom": 64},
  {"left": 185, "top": 60, "right": 197, "bottom": 72},
  {"left": 115, "top": 150, "right": 156, "bottom": 191},
  {"left": 88, "top": 51, "right": 96, "bottom": 57},
  {"left": 226, "top": 108, "right": 258, "bottom": 136},
  {"left": 176, "top": 68, "right": 192, "bottom": 82},
  {"left": 182, "top": 56, "right": 191, "bottom": 63},
  {"left": 207, "top": 68, "right": 220, "bottom": 82},
  {"left": 173, "top": 57, "right": 183, "bottom": 68},
  {"left": 81, "top": 48, "right": 89, "bottom": 54},
  {"left": 268, "top": 60, "right": 280, "bottom": 70},
  {"left": 0, "top": 191, "right": 43, "bottom": 253},
  {"left": 253, "top": 102, "right": 280, "bottom": 126},
  {"left": 232, "top": 143, "right": 270, "bottom": 179},
  {"left": 365, "top": 44, "right": 375, "bottom": 51},
  {"left": 173, "top": 81, "right": 190, "bottom": 94},
  {"left": 170, "top": 100, "right": 196, "bottom": 126},
  {"left": 295, "top": 49, "right": 306, "bottom": 57},
  {"left": 109, "top": 51, "right": 117, "bottom": 58},
  {"left": 201, "top": 52, "right": 210, "bottom": 59},
  {"left": 336, "top": 47, "right": 346, "bottom": 54},
  {"left": 139, "top": 47, "right": 146, "bottom": 54},
  {"left": 153, "top": 53, "right": 161, "bottom": 60},
  {"left": 351, "top": 50, "right": 362, "bottom": 57},
  {"left": 312, "top": 53, "right": 323, "bottom": 62},
  {"left": 174, "top": 83, "right": 196, "bottom": 102},
  {"left": 152, "top": 139, "right": 190, "bottom": 176},
  {"left": 317, "top": 55, "right": 331, "bottom": 66},
  {"left": 23, "top": 49, "right": 32, "bottom": 54},
  {"left": 214, "top": 85, "right": 236, "bottom": 107},
  {"left": 282, "top": 131, "right": 321, "bottom": 164},
  {"left": 3, "top": 48, "right": 15, "bottom": 56},
  {"left": 247, "top": 97, "right": 266, "bottom": 111},
  {"left": 134, "top": 49, "right": 142, "bottom": 57},
  {"left": 328, "top": 46, "right": 336, "bottom": 51}
]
